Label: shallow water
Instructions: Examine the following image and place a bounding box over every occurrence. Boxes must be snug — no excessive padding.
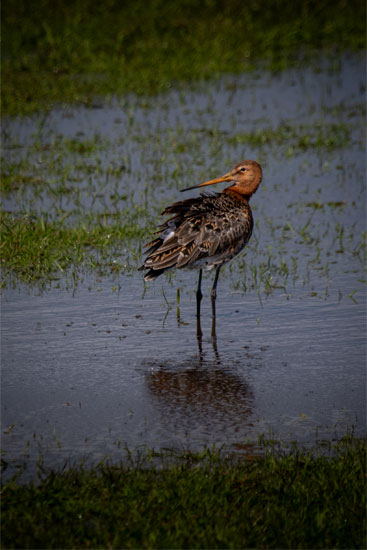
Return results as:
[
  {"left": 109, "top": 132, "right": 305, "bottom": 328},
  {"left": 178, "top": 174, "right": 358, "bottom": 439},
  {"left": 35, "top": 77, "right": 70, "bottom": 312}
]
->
[
  {"left": 1, "top": 53, "right": 366, "bottom": 478},
  {"left": 2, "top": 273, "right": 365, "bottom": 475}
]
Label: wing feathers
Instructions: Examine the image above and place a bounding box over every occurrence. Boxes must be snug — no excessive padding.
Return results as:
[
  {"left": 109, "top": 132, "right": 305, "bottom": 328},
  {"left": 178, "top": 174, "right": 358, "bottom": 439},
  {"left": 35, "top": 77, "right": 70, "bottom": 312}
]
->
[{"left": 140, "top": 192, "right": 253, "bottom": 279}]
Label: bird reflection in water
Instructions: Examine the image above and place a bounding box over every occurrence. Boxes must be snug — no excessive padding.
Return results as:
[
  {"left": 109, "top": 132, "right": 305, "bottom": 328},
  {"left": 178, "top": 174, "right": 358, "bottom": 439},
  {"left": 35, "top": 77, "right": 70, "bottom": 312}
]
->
[
  {"left": 145, "top": 336, "right": 255, "bottom": 435},
  {"left": 196, "top": 309, "right": 219, "bottom": 361}
]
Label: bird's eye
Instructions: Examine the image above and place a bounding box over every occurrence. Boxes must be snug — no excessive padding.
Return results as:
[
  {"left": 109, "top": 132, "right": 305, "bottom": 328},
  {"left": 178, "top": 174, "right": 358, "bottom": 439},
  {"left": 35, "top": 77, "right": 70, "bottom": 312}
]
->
[{"left": 240, "top": 167, "right": 247, "bottom": 172}]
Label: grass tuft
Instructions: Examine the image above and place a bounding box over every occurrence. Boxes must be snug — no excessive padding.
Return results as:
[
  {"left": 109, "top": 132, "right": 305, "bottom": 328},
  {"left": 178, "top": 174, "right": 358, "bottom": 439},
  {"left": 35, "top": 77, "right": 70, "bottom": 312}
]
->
[{"left": 0, "top": 212, "right": 146, "bottom": 285}]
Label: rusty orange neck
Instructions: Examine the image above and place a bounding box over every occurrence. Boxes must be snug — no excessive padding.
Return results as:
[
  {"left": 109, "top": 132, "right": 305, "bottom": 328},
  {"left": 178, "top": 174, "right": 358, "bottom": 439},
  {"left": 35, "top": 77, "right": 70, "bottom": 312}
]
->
[{"left": 223, "top": 186, "right": 252, "bottom": 201}]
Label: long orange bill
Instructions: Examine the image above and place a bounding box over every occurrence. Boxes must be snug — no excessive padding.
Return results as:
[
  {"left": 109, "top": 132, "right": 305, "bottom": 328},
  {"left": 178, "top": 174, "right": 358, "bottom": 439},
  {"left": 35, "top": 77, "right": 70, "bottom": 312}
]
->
[{"left": 180, "top": 173, "right": 233, "bottom": 192}]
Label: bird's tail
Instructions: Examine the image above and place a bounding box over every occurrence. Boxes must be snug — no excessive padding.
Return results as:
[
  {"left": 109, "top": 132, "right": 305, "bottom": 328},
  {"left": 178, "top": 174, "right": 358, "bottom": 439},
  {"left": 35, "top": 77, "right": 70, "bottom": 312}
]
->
[{"left": 138, "top": 266, "right": 166, "bottom": 281}]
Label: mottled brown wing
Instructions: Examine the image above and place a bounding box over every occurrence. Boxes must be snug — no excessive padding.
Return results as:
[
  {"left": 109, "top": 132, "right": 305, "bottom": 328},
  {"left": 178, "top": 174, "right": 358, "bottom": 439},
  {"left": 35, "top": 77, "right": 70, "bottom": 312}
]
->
[{"left": 140, "top": 193, "right": 253, "bottom": 276}]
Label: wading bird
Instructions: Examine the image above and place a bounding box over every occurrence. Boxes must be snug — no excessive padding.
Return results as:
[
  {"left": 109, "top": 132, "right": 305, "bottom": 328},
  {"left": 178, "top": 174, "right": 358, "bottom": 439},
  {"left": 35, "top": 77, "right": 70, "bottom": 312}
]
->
[{"left": 139, "top": 160, "right": 262, "bottom": 325}]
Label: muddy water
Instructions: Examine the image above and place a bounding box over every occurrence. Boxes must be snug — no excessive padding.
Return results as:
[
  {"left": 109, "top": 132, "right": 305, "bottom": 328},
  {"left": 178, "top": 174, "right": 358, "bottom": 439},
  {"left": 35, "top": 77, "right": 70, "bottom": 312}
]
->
[{"left": 1, "top": 53, "right": 366, "bottom": 477}]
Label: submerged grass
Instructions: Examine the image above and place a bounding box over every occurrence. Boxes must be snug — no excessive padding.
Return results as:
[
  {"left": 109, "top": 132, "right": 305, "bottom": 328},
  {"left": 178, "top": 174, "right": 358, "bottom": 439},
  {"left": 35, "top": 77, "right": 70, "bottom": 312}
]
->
[
  {"left": 228, "top": 122, "right": 352, "bottom": 151},
  {"left": 2, "top": 436, "right": 366, "bottom": 549},
  {"left": 2, "top": 0, "right": 366, "bottom": 116}
]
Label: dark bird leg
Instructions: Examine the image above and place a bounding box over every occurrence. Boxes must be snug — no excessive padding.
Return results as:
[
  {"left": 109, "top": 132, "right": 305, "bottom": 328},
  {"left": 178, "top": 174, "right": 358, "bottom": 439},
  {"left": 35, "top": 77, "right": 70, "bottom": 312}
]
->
[
  {"left": 211, "top": 266, "right": 221, "bottom": 337},
  {"left": 211, "top": 311, "right": 216, "bottom": 339},
  {"left": 210, "top": 265, "right": 221, "bottom": 314},
  {"left": 196, "top": 269, "right": 203, "bottom": 316},
  {"left": 176, "top": 288, "right": 181, "bottom": 327},
  {"left": 196, "top": 269, "right": 203, "bottom": 336}
]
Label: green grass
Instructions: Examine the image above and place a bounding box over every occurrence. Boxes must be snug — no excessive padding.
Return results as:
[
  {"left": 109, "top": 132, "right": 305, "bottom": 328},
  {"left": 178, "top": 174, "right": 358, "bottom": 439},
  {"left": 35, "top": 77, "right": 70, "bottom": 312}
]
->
[
  {"left": 0, "top": 212, "right": 147, "bottom": 285},
  {"left": 2, "top": 0, "right": 366, "bottom": 116},
  {"left": 1, "top": 436, "right": 366, "bottom": 549}
]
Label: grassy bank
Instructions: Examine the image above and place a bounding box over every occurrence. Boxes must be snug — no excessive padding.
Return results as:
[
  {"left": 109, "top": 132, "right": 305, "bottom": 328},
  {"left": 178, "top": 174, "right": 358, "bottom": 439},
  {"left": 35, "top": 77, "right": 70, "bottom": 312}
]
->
[
  {"left": 1, "top": 437, "right": 366, "bottom": 549},
  {"left": 2, "top": 0, "right": 366, "bottom": 116}
]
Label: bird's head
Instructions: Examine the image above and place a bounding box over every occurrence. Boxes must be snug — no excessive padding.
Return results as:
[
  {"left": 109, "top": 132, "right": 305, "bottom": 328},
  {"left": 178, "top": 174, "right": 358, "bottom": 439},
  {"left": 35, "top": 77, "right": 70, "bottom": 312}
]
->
[{"left": 181, "top": 160, "right": 262, "bottom": 197}]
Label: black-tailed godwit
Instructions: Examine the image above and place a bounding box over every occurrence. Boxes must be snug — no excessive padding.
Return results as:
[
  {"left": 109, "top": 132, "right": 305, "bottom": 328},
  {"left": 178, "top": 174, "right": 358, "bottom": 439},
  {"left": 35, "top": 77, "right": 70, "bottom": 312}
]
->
[{"left": 139, "top": 160, "right": 262, "bottom": 321}]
